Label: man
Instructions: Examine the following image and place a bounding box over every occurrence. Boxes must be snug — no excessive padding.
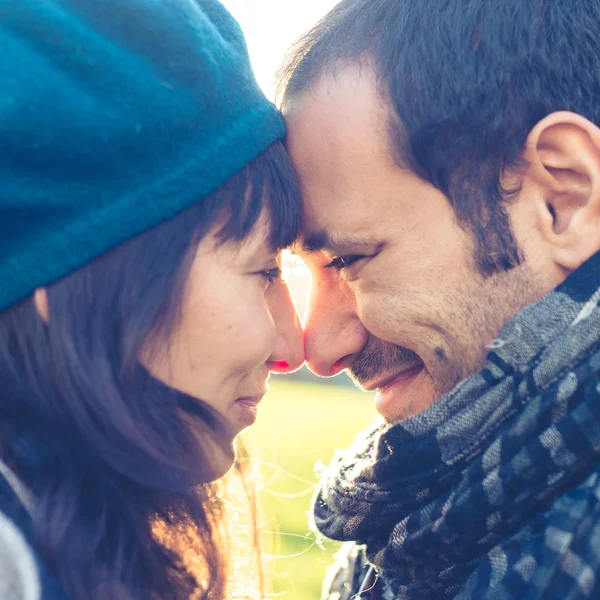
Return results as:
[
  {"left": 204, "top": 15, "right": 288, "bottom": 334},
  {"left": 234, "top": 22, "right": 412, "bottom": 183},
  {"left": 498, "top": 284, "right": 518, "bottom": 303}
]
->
[{"left": 277, "top": 0, "right": 600, "bottom": 598}]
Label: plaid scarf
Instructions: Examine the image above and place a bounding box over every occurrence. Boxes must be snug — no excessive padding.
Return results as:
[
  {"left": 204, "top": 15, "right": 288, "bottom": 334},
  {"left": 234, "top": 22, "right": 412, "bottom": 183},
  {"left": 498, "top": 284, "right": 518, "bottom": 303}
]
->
[{"left": 314, "top": 253, "right": 600, "bottom": 599}]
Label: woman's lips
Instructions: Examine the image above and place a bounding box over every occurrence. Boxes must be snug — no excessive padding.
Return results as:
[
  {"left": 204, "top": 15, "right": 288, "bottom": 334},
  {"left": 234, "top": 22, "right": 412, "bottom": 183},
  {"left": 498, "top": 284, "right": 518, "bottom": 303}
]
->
[
  {"left": 232, "top": 394, "right": 264, "bottom": 429},
  {"left": 373, "top": 365, "right": 424, "bottom": 421}
]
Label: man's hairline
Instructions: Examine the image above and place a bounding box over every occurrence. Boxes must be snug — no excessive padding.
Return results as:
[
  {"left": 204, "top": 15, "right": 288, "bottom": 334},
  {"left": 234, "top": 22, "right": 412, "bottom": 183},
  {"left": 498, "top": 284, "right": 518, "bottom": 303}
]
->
[{"left": 280, "top": 57, "right": 414, "bottom": 173}]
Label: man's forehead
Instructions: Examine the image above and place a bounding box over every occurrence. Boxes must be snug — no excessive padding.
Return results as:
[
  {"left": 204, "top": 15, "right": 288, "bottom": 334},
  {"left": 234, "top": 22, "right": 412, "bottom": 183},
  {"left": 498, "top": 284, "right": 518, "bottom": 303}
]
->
[
  {"left": 293, "top": 172, "right": 389, "bottom": 256},
  {"left": 284, "top": 66, "right": 390, "bottom": 177},
  {"left": 284, "top": 66, "right": 403, "bottom": 259}
]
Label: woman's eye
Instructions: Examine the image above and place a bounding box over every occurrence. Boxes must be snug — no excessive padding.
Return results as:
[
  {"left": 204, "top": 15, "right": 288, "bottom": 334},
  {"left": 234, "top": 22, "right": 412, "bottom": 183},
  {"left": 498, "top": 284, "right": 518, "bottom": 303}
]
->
[
  {"left": 259, "top": 267, "right": 282, "bottom": 284},
  {"left": 324, "top": 255, "right": 365, "bottom": 272}
]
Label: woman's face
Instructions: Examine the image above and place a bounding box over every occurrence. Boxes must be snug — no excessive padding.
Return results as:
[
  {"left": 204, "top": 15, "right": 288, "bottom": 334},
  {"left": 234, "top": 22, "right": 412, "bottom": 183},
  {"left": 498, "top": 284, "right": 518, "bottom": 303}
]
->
[{"left": 143, "top": 213, "right": 304, "bottom": 440}]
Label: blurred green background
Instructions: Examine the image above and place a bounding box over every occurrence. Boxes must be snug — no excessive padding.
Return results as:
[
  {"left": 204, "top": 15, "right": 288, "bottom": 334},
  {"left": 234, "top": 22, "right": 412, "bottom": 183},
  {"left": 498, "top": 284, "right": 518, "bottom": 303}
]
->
[{"left": 243, "top": 376, "right": 375, "bottom": 599}]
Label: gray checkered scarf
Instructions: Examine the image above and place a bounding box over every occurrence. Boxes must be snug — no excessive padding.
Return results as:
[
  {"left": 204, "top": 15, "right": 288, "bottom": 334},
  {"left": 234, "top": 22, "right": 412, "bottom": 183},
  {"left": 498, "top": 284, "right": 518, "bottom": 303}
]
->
[{"left": 314, "top": 254, "right": 600, "bottom": 599}]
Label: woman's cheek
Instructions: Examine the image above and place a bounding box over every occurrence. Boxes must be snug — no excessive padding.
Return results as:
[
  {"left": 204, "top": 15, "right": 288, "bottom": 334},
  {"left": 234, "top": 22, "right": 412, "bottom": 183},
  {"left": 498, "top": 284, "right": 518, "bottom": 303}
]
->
[
  {"left": 246, "top": 300, "right": 277, "bottom": 364},
  {"left": 262, "top": 312, "right": 278, "bottom": 357}
]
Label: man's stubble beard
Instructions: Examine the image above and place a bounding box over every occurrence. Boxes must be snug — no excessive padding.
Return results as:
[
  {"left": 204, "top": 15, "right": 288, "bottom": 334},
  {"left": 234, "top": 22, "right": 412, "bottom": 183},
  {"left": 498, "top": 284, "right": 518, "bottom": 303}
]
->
[{"left": 347, "top": 261, "right": 544, "bottom": 408}]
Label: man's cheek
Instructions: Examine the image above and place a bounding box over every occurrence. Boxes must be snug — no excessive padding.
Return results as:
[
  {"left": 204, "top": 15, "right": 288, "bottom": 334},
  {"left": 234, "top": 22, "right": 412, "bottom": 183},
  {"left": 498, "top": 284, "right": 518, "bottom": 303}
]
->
[{"left": 356, "top": 292, "right": 394, "bottom": 341}]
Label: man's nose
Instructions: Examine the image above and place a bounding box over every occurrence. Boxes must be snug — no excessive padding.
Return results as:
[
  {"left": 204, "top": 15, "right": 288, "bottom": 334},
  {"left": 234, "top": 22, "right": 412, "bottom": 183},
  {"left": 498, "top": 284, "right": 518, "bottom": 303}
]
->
[
  {"left": 303, "top": 278, "right": 367, "bottom": 377},
  {"left": 268, "top": 282, "right": 305, "bottom": 373}
]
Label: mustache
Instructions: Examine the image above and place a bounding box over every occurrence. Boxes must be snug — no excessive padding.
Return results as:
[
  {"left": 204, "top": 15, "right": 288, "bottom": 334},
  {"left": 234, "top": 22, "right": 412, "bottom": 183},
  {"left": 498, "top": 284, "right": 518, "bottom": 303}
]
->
[{"left": 349, "top": 337, "right": 422, "bottom": 386}]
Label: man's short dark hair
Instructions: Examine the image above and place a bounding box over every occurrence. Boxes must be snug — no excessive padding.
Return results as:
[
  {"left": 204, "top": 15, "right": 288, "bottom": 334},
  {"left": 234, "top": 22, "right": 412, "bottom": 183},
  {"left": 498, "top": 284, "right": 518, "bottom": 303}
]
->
[{"left": 277, "top": 0, "right": 600, "bottom": 275}]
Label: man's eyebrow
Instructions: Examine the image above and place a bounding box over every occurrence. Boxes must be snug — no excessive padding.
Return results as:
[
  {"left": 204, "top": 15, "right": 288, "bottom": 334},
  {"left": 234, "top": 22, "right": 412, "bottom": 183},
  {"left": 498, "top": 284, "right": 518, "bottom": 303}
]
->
[
  {"left": 300, "top": 230, "right": 329, "bottom": 253},
  {"left": 299, "top": 230, "right": 374, "bottom": 254}
]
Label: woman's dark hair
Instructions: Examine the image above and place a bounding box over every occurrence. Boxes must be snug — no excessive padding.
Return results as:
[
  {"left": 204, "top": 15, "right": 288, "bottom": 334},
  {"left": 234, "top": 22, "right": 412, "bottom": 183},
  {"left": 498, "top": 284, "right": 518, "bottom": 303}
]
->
[
  {"left": 276, "top": 0, "right": 600, "bottom": 276},
  {"left": 0, "top": 141, "right": 302, "bottom": 599}
]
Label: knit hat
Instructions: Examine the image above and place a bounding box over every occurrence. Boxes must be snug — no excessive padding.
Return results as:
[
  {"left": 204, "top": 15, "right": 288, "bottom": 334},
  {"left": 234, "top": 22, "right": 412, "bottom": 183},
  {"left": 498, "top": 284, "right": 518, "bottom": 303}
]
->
[{"left": 0, "top": 0, "right": 285, "bottom": 313}]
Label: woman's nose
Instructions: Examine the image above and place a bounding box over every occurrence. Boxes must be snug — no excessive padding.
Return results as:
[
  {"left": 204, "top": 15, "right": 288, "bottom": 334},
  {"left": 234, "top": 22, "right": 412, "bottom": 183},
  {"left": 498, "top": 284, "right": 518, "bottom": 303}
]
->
[{"left": 268, "top": 282, "right": 305, "bottom": 373}]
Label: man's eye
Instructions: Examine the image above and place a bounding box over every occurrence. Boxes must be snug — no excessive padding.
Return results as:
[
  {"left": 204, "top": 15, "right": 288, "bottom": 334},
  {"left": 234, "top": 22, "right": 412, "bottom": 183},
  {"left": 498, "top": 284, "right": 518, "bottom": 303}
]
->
[
  {"left": 259, "top": 267, "right": 282, "bottom": 284},
  {"left": 324, "top": 255, "right": 364, "bottom": 272}
]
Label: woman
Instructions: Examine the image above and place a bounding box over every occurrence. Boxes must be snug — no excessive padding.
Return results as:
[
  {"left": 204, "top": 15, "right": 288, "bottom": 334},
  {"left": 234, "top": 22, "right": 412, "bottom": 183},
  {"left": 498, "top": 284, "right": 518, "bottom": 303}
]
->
[{"left": 0, "top": 0, "right": 304, "bottom": 599}]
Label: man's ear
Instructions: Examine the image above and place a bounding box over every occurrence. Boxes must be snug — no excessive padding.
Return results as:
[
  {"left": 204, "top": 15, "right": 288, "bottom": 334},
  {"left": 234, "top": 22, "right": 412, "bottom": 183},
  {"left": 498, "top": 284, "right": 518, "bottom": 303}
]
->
[
  {"left": 522, "top": 111, "right": 600, "bottom": 271},
  {"left": 34, "top": 288, "right": 49, "bottom": 323}
]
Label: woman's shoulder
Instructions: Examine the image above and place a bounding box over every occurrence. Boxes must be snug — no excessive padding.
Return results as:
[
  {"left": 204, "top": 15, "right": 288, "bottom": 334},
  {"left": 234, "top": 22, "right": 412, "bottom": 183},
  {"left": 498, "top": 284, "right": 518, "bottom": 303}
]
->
[
  {"left": 0, "top": 461, "right": 42, "bottom": 600},
  {"left": 0, "top": 503, "right": 42, "bottom": 600},
  {"left": 0, "top": 461, "right": 69, "bottom": 600}
]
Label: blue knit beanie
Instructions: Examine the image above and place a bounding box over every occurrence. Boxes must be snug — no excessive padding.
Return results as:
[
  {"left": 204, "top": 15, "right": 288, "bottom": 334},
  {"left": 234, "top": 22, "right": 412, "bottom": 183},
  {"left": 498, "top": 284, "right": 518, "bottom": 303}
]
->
[{"left": 0, "top": 0, "right": 285, "bottom": 312}]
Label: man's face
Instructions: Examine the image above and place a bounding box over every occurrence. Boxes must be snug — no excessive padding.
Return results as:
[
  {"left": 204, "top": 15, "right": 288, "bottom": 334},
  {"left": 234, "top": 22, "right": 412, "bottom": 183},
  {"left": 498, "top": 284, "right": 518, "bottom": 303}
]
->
[{"left": 285, "top": 67, "right": 548, "bottom": 422}]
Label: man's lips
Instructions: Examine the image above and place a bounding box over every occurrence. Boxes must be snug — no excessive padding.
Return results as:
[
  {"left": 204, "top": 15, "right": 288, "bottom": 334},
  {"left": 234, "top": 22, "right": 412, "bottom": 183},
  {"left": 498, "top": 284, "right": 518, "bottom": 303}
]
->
[
  {"left": 363, "top": 364, "right": 424, "bottom": 393},
  {"left": 368, "top": 365, "right": 425, "bottom": 421}
]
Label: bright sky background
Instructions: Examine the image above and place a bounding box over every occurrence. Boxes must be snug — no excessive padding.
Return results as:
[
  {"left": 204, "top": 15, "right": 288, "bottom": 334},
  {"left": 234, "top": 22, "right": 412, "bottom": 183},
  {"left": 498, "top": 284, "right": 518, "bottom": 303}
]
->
[{"left": 221, "top": 0, "right": 339, "bottom": 97}]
